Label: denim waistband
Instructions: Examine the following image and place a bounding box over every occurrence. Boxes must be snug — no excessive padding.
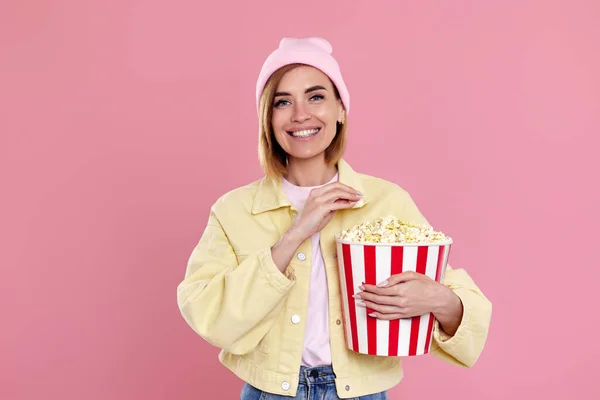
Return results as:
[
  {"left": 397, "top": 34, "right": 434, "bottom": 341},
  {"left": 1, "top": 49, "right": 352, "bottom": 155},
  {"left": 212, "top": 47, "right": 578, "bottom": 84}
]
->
[{"left": 298, "top": 365, "right": 336, "bottom": 385}]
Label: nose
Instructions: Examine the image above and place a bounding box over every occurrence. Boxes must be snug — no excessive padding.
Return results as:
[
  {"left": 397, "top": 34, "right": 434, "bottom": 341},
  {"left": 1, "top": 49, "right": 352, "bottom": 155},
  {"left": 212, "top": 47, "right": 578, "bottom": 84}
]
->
[{"left": 291, "top": 102, "right": 311, "bottom": 123}]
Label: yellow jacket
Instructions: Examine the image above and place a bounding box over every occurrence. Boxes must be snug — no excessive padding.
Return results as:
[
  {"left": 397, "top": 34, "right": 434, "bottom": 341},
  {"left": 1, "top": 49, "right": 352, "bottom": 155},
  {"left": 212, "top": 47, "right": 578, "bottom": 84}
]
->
[{"left": 177, "top": 159, "right": 492, "bottom": 398}]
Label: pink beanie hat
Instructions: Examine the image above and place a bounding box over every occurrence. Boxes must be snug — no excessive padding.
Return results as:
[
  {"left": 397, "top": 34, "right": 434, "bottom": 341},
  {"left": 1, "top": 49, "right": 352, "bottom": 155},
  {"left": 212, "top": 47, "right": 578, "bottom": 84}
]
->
[{"left": 255, "top": 37, "right": 350, "bottom": 115}]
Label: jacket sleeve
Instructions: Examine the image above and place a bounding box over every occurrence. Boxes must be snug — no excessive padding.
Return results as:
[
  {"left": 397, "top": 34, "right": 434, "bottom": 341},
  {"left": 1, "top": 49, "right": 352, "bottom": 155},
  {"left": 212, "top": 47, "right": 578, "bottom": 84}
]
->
[
  {"left": 176, "top": 207, "right": 296, "bottom": 355},
  {"left": 399, "top": 191, "right": 492, "bottom": 368}
]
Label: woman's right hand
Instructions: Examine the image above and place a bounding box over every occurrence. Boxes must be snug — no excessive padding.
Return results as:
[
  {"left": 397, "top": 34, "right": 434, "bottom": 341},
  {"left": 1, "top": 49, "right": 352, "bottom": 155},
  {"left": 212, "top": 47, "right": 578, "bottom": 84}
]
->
[
  {"left": 271, "top": 182, "right": 362, "bottom": 273},
  {"left": 287, "top": 182, "right": 362, "bottom": 243}
]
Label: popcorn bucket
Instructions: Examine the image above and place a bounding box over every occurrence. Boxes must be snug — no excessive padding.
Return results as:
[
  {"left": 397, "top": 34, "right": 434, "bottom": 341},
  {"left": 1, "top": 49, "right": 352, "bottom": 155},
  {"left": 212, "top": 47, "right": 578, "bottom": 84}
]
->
[{"left": 335, "top": 238, "right": 452, "bottom": 356}]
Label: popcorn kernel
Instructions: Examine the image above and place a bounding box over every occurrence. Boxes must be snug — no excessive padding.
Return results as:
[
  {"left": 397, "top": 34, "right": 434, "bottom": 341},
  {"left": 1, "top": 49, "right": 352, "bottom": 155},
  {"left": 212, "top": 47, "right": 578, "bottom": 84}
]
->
[{"left": 338, "top": 216, "right": 451, "bottom": 244}]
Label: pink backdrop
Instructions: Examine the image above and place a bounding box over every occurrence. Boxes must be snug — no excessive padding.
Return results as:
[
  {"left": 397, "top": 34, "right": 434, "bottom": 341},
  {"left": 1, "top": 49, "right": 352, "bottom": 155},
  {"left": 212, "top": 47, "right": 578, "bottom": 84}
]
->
[{"left": 1, "top": 1, "right": 599, "bottom": 399}]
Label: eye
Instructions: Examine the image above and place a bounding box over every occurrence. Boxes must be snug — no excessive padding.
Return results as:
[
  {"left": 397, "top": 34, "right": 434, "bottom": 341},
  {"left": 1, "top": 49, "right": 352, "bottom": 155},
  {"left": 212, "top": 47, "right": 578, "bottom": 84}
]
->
[
  {"left": 274, "top": 99, "right": 290, "bottom": 108},
  {"left": 310, "top": 94, "right": 324, "bottom": 101}
]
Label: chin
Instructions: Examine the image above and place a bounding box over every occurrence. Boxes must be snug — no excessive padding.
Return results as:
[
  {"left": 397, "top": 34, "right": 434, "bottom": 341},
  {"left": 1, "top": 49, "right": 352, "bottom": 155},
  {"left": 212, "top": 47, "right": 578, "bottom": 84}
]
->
[
  {"left": 284, "top": 143, "right": 330, "bottom": 159},
  {"left": 279, "top": 135, "right": 335, "bottom": 161}
]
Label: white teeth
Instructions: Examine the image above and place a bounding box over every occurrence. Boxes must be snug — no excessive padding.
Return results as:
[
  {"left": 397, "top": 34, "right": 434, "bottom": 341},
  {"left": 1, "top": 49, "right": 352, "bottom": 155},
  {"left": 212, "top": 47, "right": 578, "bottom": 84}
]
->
[{"left": 290, "top": 128, "right": 319, "bottom": 137}]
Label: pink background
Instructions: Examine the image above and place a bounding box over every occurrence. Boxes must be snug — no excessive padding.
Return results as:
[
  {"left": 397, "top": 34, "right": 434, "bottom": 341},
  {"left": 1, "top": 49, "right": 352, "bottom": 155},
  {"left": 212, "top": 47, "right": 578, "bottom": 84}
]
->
[{"left": 1, "top": 1, "right": 599, "bottom": 399}]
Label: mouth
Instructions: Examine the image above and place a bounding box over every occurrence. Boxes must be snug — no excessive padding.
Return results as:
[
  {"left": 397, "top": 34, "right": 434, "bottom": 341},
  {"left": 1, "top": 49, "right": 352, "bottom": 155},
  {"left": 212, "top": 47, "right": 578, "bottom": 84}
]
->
[{"left": 286, "top": 127, "right": 321, "bottom": 138}]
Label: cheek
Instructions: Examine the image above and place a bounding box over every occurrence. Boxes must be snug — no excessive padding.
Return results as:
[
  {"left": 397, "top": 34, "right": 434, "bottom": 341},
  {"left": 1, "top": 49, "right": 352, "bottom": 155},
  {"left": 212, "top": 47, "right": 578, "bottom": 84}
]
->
[
  {"left": 270, "top": 112, "right": 289, "bottom": 145},
  {"left": 271, "top": 111, "right": 287, "bottom": 132},
  {"left": 312, "top": 105, "right": 338, "bottom": 127}
]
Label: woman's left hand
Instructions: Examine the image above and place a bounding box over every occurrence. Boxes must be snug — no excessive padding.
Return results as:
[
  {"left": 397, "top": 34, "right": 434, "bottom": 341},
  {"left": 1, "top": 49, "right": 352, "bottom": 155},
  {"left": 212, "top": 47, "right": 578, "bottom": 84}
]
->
[{"left": 354, "top": 271, "right": 457, "bottom": 320}]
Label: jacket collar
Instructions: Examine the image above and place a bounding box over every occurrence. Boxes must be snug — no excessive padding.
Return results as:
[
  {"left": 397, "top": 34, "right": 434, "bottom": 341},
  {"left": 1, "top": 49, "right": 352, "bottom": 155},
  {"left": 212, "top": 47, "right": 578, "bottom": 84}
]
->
[{"left": 251, "top": 158, "right": 367, "bottom": 215}]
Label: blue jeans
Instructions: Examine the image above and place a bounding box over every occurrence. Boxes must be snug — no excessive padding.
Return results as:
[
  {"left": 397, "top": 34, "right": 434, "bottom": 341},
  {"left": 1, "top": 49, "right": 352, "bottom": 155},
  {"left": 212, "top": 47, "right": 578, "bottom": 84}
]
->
[{"left": 240, "top": 365, "right": 387, "bottom": 400}]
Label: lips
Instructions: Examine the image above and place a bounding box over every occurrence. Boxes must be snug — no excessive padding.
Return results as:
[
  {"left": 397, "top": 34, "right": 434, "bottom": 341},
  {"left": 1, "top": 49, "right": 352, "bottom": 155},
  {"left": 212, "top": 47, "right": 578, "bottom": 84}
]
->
[{"left": 287, "top": 127, "right": 321, "bottom": 138}]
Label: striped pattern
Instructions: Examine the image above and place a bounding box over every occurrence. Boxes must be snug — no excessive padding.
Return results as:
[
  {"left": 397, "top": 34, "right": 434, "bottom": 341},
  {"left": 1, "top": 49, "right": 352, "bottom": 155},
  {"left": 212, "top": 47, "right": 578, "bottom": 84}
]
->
[{"left": 337, "top": 241, "right": 451, "bottom": 357}]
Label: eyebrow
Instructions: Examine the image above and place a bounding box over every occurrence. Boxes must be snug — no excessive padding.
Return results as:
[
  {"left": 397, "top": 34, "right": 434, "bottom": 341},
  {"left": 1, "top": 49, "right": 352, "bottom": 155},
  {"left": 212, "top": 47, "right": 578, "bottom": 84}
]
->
[{"left": 274, "top": 85, "right": 327, "bottom": 98}]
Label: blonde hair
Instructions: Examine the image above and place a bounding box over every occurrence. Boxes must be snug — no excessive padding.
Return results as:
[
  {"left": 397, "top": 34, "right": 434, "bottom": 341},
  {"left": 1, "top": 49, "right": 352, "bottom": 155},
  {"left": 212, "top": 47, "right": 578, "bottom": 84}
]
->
[{"left": 258, "top": 63, "right": 348, "bottom": 179}]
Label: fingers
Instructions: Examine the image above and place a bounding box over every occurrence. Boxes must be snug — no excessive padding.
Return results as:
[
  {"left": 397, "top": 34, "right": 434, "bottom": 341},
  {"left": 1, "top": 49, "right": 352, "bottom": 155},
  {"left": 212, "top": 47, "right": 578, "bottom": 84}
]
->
[
  {"left": 319, "top": 188, "right": 361, "bottom": 204},
  {"left": 358, "top": 299, "right": 402, "bottom": 314},
  {"left": 368, "top": 312, "right": 419, "bottom": 320},
  {"left": 310, "top": 182, "right": 360, "bottom": 199},
  {"left": 372, "top": 271, "right": 425, "bottom": 288},
  {"left": 327, "top": 200, "right": 359, "bottom": 211},
  {"left": 359, "top": 284, "right": 399, "bottom": 296},
  {"left": 354, "top": 291, "right": 399, "bottom": 306}
]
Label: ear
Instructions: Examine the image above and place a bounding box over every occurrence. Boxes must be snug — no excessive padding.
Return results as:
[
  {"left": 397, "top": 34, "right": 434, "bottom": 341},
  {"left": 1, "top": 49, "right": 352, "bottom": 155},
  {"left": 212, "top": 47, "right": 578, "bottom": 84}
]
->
[{"left": 337, "top": 101, "right": 346, "bottom": 124}]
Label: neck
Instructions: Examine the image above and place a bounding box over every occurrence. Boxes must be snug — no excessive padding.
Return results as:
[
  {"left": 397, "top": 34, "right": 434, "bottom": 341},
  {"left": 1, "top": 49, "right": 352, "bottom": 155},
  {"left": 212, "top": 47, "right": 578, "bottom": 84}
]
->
[{"left": 284, "top": 155, "right": 337, "bottom": 187}]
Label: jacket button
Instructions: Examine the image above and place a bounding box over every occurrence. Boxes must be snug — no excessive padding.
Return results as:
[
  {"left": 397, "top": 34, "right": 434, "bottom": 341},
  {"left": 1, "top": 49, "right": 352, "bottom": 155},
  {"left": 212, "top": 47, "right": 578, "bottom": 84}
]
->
[
  {"left": 332, "top": 253, "right": 337, "bottom": 259},
  {"left": 291, "top": 314, "right": 301, "bottom": 324},
  {"left": 281, "top": 381, "right": 290, "bottom": 391},
  {"left": 297, "top": 253, "right": 306, "bottom": 261},
  {"left": 345, "top": 385, "right": 350, "bottom": 391},
  {"left": 336, "top": 319, "right": 341, "bottom": 325}
]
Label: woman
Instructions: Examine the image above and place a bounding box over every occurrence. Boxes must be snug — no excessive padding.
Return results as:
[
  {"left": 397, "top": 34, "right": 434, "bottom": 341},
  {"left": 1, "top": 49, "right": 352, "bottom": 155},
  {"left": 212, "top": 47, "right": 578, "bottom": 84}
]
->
[{"left": 177, "top": 37, "right": 492, "bottom": 399}]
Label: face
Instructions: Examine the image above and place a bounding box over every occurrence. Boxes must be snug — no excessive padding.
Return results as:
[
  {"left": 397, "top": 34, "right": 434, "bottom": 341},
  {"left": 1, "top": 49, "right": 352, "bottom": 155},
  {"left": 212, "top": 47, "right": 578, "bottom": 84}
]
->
[{"left": 271, "top": 66, "right": 345, "bottom": 162}]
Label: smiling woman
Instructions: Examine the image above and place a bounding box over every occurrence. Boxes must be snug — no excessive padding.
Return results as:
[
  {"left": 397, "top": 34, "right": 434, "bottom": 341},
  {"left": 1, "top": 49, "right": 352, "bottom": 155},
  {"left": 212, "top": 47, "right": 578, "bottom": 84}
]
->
[
  {"left": 176, "top": 37, "right": 492, "bottom": 400},
  {"left": 268, "top": 67, "right": 345, "bottom": 177},
  {"left": 258, "top": 60, "right": 348, "bottom": 182}
]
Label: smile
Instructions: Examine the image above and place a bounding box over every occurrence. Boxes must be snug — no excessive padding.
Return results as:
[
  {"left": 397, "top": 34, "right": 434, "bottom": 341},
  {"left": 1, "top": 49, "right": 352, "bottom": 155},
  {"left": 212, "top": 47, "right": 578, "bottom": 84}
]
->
[{"left": 286, "top": 128, "right": 321, "bottom": 138}]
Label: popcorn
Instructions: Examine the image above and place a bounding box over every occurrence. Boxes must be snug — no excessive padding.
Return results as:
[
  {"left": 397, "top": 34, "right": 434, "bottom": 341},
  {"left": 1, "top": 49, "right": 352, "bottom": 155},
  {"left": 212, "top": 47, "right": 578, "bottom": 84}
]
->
[
  {"left": 335, "top": 215, "right": 453, "bottom": 356},
  {"left": 338, "top": 215, "right": 450, "bottom": 244}
]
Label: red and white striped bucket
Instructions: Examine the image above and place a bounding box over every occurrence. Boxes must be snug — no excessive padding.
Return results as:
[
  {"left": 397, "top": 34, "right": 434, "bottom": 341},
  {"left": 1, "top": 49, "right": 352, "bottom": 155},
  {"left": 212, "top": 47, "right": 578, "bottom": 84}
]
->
[{"left": 335, "top": 238, "right": 452, "bottom": 356}]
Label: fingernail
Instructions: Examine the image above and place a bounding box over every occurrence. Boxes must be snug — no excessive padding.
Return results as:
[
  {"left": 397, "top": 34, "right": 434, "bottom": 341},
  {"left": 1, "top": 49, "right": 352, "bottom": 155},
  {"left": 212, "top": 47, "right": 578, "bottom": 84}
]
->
[
  {"left": 356, "top": 300, "right": 365, "bottom": 307},
  {"left": 352, "top": 294, "right": 361, "bottom": 299},
  {"left": 358, "top": 285, "right": 365, "bottom": 290},
  {"left": 355, "top": 190, "right": 363, "bottom": 197},
  {"left": 377, "top": 280, "right": 389, "bottom": 287},
  {"left": 368, "top": 313, "right": 376, "bottom": 318}
]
